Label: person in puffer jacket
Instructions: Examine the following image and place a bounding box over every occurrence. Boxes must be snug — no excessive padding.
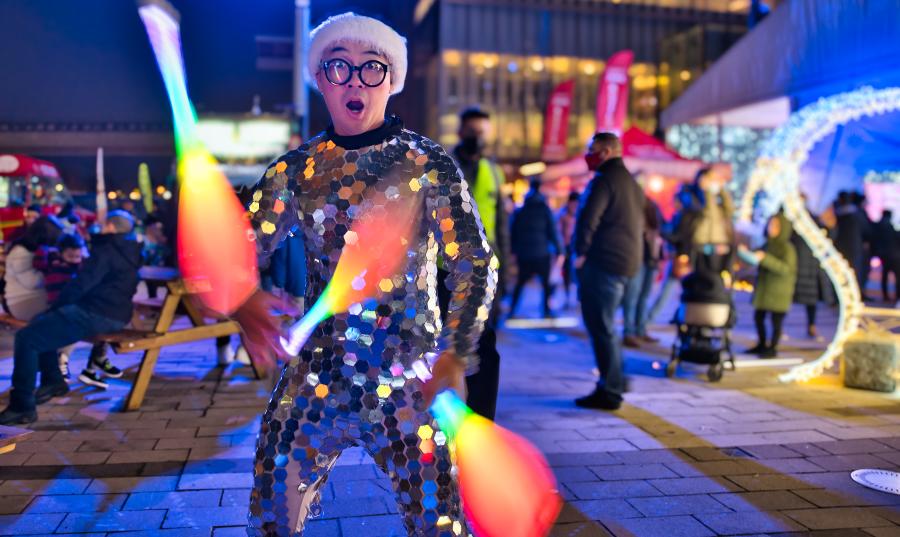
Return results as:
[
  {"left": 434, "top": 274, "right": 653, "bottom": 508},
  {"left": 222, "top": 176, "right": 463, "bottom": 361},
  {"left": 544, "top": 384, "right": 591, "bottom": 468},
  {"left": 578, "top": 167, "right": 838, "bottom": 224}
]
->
[{"left": 738, "top": 211, "right": 798, "bottom": 359}]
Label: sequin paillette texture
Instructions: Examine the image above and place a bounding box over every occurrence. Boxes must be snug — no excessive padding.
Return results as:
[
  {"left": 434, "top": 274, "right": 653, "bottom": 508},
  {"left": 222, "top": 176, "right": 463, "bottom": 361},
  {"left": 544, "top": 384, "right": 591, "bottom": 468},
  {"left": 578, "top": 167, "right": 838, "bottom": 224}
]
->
[{"left": 245, "top": 126, "right": 497, "bottom": 536}]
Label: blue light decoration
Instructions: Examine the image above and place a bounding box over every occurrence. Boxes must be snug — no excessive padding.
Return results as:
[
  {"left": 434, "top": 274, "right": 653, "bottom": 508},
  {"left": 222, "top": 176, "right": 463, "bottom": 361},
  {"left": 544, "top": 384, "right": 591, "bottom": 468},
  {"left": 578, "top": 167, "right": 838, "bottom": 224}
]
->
[{"left": 738, "top": 86, "right": 900, "bottom": 383}]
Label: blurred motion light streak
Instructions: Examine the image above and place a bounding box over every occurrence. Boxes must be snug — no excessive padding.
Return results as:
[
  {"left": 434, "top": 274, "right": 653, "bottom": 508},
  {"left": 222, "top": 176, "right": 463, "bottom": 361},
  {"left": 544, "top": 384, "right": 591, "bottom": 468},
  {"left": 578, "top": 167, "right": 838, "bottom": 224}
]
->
[{"left": 139, "top": 1, "right": 258, "bottom": 313}]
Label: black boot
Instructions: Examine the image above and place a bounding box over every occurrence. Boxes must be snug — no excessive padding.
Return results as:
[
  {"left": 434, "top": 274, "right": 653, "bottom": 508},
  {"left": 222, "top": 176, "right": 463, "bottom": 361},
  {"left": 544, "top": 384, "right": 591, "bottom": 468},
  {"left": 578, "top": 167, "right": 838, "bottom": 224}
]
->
[
  {"left": 575, "top": 389, "right": 622, "bottom": 411},
  {"left": 0, "top": 406, "right": 37, "bottom": 425},
  {"left": 744, "top": 343, "right": 766, "bottom": 355},
  {"left": 35, "top": 382, "right": 69, "bottom": 405}
]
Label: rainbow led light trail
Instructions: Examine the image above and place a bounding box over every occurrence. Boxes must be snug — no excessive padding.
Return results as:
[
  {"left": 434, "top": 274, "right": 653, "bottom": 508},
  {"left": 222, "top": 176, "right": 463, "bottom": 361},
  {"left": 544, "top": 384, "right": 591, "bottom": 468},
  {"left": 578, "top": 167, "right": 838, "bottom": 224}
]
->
[
  {"left": 281, "top": 192, "right": 422, "bottom": 355},
  {"left": 139, "top": 2, "right": 258, "bottom": 314}
]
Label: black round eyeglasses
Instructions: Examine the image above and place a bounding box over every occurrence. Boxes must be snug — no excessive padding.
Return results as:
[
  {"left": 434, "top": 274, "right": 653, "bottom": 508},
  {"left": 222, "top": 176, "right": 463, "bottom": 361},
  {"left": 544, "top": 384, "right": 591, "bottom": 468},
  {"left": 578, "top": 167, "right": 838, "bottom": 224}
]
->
[{"left": 321, "top": 59, "right": 390, "bottom": 87}]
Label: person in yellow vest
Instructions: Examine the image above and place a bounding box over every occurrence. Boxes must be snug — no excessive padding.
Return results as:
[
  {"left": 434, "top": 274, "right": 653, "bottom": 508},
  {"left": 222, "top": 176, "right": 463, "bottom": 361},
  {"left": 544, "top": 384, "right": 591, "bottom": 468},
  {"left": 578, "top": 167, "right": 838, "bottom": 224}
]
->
[{"left": 436, "top": 106, "right": 508, "bottom": 420}]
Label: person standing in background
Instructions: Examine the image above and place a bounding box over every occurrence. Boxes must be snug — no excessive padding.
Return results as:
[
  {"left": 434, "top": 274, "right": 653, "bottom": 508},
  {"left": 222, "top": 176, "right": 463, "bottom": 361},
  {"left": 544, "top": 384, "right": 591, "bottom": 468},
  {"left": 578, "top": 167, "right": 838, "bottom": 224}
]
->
[
  {"left": 556, "top": 191, "right": 580, "bottom": 309},
  {"left": 622, "top": 194, "right": 663, "bottom": 347},
  {"left": 834, "top": 191, "right": 866, "bottom": 295},
  {"left": 573, "top": 133, "right": 644, "bottom": 411},
  {"left": 508, "top": 179, "right": 562, "bottom": 319},
  {"left": 437, "top": 105, "right": 508, "bottom": 420},
  {"left": 873, "top": 210, "right": 899, "bottom": 302},
  {"left": 790, "top": 198, "right": 827, "bottom": 339},
  {"left": 648, "top": 186, "right": 693, "bottom": 323},
  {"left": 855, "top": 193, "right": 875, "bottom": 300},
  {"left": 684, "top": 168, "right": 735, "bottom": 276}
]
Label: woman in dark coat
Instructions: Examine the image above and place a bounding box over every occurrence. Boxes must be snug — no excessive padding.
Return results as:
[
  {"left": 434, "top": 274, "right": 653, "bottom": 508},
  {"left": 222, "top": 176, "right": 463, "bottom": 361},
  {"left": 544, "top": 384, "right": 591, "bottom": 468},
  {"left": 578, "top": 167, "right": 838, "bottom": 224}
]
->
[{"left": 790, "top": 218, "right": 823, "bottom": 339}]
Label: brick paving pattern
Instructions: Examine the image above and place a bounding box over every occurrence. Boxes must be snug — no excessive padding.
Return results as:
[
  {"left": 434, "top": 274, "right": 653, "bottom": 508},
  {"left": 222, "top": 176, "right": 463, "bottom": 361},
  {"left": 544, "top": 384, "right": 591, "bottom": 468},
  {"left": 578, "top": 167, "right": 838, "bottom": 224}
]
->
[{"left": 1, "top": 287, "right": 899, "bottom": 536}]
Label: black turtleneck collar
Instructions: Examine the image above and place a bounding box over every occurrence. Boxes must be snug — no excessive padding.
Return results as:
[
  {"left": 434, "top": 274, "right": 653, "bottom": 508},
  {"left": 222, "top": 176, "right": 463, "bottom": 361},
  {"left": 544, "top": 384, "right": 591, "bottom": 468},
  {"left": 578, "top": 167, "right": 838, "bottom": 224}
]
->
[{"left": 326, "top": 115, "right": 403, "bottom": 150}]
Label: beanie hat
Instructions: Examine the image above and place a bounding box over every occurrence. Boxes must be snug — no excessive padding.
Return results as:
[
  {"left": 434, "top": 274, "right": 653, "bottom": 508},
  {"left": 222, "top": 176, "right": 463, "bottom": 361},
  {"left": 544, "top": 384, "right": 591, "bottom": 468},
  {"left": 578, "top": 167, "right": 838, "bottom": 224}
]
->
[{"left": 307, "top": 12, "right": 408, "bottom": 95}]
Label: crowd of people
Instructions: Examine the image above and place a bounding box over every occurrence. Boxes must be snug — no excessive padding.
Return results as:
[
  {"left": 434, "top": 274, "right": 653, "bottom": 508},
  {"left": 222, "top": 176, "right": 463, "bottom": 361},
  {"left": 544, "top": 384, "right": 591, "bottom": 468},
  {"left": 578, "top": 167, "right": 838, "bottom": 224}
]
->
[
  {"left": 2, "top": 130, "right": 897, "bottom": 426},
  {"left": 0, "top": 209, "right": 142, "bottom": 424},
  {"left": 0, "top": 50, "right": 896, "bottom": 431},
  {"left": 501, "top": 135, "right": 898, "bottom": 410},
  {"left": 0, "top": 11, "right": 896, "bottom": 534}
]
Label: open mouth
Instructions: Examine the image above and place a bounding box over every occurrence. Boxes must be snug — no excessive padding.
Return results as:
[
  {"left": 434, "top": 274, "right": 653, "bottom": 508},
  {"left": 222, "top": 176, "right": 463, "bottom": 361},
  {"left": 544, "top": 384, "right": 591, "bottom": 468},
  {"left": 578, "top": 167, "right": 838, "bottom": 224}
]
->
[{"left": 346, "top": 99, "right": 365, "bottom": 114}]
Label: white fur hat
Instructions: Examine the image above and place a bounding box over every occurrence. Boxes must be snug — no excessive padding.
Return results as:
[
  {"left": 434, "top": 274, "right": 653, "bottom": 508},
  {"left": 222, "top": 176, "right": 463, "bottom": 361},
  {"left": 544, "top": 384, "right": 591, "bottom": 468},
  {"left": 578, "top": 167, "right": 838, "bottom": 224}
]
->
[{"left": 307, "top": 12, "right": 408, "bottom": 95}]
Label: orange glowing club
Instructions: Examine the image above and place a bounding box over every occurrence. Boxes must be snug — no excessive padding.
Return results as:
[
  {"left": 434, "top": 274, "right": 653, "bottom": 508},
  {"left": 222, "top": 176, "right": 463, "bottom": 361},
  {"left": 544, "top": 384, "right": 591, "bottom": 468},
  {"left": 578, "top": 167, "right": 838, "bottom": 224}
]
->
[
  {"left": 139, "top": 2, "right": 258, "bottom": 314},
  {"left": 430, "top": 391, "right": 562, "bottom": 537}
]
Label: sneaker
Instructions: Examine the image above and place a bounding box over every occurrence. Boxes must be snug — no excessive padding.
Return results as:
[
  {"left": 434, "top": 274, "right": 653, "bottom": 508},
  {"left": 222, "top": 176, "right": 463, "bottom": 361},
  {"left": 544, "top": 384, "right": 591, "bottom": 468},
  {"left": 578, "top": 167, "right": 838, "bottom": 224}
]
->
[
  {"left": 575, "top": 390, "right": 622, "bottom": 411},
  {"left": 217, "top": 343, "right": 236, "bottom": 366},
  {"left": 638, "top": 334, "right": 659, "bottom": 344},
  {"left": 622, "top": 335, "right": 642, "bottom": 348},
  {"left": 758, "top": 347, "right": 777, "bottom": 359},
  {"left": 78, "top": 369, "right": 109, "bottom": 390},
  {"left": 807, "top": 325, "right": 818, "bottom": 339},
  {"left": 0, "top": 407, "right": 37, "bottom": 425},
  {"left": 35, "top": 382, "right": 69, "bottom": 405},
  {"left": 91, "top": 356, "right": 123, "bottom": 379},
  {"left": 59, "top": 353, "right": 71, "bottom": 380}
]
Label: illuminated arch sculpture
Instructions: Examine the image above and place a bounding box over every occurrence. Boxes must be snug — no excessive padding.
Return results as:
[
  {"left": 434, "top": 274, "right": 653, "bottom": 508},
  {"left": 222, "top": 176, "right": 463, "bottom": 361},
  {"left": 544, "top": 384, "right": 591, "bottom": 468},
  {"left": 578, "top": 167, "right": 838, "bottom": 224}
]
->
[{"left": 738, "top": 86, "right": 900, "bottom": 383}]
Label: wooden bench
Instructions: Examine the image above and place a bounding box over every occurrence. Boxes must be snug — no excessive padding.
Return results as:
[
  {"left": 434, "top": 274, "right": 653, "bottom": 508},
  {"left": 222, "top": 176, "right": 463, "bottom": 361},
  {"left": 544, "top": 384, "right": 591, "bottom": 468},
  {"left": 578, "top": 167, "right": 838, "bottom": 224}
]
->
[
  {"left": 0, "top": 425, "right": 32, "bottom": 456},
  {"left": 1, "top": 267, "right": 262, "bottom": 412},
  {"left": 102, "top": 267, "right": 261, "bottom": 411}
]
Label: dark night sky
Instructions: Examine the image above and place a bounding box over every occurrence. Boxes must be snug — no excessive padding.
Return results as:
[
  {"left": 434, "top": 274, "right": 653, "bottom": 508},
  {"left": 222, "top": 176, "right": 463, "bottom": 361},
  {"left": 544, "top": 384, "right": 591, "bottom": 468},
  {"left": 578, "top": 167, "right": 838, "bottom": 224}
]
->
[{"left": 0, "top": 0, "right": 414, "bottom": 126}]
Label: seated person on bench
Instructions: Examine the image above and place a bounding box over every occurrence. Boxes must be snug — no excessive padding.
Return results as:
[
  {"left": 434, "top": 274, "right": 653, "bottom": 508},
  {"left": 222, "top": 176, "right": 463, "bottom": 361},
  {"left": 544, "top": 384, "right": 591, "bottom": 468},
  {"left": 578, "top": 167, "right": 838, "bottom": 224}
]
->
[{"left": 0, "top": 211, "right": 141, "bottom": 425}]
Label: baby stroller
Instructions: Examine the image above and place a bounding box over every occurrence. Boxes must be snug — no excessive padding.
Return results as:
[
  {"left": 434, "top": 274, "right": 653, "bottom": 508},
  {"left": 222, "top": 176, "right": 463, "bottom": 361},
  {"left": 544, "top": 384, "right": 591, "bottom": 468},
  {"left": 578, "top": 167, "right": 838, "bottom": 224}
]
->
[{"left": 666, "top": 268, "right": 736, "bottom": 382}]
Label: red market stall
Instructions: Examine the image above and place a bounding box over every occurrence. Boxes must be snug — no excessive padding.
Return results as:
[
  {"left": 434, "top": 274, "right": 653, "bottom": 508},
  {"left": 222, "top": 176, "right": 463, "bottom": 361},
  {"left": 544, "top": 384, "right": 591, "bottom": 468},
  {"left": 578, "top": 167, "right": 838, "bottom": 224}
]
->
[
  {"left": 540, "top": 127, "right": 713, "bottom": 219},
  {"left": 0, "top": 154, "right": 70, "bottom": 241}
]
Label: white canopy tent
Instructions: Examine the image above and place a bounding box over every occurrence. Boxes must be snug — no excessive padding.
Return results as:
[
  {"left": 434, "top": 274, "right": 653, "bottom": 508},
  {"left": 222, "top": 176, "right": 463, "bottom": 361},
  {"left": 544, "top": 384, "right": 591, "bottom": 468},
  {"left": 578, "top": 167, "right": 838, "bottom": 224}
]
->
[
  {"left": 661, "top": 0, "right": 900, "bottom": 130},
  {"left": 662, "top": 0, "right": 900, "bottom": 216}
]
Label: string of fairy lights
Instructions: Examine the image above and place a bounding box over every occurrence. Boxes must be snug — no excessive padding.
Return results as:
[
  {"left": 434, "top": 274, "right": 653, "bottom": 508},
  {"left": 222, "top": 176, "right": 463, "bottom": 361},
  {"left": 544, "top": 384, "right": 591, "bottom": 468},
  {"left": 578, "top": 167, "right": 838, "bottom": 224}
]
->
[{"left": 738, "top": 86, "right": 900, "bottom": 383}]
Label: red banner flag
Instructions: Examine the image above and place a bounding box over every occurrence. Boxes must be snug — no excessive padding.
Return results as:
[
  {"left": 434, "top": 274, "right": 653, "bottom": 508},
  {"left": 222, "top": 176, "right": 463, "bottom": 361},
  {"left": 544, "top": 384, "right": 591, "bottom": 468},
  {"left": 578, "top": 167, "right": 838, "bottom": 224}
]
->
[
  {"left": 595, "top": 50, "right": 633, "bottom": 135},
  {"left": 541, "top": 79, "right": 575, "bottom": 163}
]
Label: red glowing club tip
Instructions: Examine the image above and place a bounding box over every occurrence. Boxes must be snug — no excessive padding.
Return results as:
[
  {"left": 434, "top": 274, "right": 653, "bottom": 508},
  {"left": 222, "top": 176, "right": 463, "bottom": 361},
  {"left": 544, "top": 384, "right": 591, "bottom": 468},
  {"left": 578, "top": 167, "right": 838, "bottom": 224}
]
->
[{"left": 432, "top": 394, "right": 561, "bottom": 537}]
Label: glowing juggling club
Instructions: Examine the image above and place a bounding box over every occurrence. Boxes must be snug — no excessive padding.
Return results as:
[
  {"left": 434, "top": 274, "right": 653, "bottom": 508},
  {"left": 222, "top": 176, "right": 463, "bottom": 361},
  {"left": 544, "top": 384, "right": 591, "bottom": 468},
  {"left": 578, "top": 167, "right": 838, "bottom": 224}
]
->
[
  {"left": 429, "top": 389, "right": 562, "bottom": 537},
  {"left": 281, "top": 191, "right": 423, "bottom": 355},
  {"left": 139, "top": 1, "right": 258, "bottom": 314}
]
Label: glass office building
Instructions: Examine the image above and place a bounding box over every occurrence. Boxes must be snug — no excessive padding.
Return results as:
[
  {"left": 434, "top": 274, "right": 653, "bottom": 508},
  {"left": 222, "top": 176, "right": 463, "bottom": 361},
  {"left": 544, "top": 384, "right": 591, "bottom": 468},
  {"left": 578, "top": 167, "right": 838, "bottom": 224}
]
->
[{"left": 410, "top": 0, "right": 754, "bottom": 162}]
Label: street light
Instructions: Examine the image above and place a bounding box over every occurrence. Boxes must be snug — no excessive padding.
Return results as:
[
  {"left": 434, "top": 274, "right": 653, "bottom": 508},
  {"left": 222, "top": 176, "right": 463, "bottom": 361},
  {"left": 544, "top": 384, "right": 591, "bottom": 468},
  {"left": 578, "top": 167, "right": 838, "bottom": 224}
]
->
[{"left": 294, "top": 0, "right": 311, "bottom": 141}]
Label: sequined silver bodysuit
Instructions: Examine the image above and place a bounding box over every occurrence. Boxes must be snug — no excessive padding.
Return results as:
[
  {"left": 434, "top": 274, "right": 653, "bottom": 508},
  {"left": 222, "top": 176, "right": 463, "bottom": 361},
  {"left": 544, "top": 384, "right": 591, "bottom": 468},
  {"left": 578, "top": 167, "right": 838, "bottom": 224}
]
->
[{"left": 245, "top": 117, "right": 497, "bottom": 536}]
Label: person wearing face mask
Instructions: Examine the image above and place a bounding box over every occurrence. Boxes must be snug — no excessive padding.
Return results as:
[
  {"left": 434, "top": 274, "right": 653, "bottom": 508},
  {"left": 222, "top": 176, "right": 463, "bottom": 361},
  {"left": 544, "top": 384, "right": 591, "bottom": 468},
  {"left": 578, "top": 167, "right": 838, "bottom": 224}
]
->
[
  {"left": 451, "top": 107, "right": 510, "bottom": 273},
  {"left": 230, "top": 13, "right": 496, "bottom": 536},
  {"left": 572, "top": 132, "right": 644, "bottom": 411},
  {"left": 433, "top": 106, "right": 508, "bottom": 422}
]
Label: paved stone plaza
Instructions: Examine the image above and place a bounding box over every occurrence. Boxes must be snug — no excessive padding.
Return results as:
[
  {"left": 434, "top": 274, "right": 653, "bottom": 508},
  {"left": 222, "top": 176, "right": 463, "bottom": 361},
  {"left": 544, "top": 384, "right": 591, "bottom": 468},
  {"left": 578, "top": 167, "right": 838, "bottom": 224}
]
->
[{"left": 1, "top": 287, "right": 900, "bottom": 537}]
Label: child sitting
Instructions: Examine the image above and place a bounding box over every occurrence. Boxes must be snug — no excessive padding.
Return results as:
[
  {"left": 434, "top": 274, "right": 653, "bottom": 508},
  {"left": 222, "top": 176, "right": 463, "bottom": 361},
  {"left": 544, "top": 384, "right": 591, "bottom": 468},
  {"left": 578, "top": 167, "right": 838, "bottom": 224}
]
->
[{"left": 33, "top": 233, "right": 86, "bottom": 379}]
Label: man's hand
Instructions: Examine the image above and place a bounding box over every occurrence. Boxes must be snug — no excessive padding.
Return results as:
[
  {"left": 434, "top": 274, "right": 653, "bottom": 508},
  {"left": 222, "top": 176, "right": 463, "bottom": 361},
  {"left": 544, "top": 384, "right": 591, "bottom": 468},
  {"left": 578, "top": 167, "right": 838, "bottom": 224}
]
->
[
  {"left": 232, "top": 289, "right": 294, "bottom": 374},
  {"left": 554, "top": 255, "right": 565, "bottom": 270},
  {"left": 574, "top": 255, "right": 586, "bottom": 269},
  {"left": 421, "top": 351, "right": 467, "bottom": 408}
]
